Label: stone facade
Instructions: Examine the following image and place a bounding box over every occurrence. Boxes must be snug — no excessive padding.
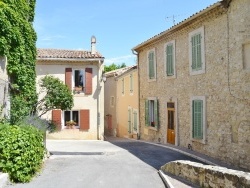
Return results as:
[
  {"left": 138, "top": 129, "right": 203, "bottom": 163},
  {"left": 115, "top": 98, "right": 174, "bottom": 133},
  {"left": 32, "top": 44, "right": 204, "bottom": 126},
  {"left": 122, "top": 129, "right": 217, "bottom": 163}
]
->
[
  {"left": 133, "top": 0, "right": 250, "bottom": 170},
  {"left": 161, "top": 160, "right": 250, "bottom": 188}
]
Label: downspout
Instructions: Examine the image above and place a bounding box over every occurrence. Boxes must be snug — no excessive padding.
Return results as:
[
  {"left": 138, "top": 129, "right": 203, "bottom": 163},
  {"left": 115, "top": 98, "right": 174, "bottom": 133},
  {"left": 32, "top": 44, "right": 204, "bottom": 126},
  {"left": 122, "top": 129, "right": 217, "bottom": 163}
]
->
[{"left": 132, "top": 49, "right": 140, "bottom": 140}]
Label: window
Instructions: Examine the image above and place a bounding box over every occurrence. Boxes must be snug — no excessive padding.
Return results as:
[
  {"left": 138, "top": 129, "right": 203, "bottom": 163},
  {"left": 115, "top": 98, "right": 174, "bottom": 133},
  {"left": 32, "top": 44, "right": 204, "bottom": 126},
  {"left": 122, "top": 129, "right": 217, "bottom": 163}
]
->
[
  {"left": 110, "top": 96, "right": 115, "bottom": 107},
  {"left": 189, "top": 26, "right": 205, "bottom": 75},
  {"left": 191, "top": 96, "right": 206, "bottom": 143},
  {"left": 145, "top": 98, "right": 158, "bottom": 128},
  {"left": 147, "top": 49, "right": 156, "bottom": 81},
  {"left": 74, "top": 69, "right": 85, "bottom": 93},
  {"left": 133, "top": 109, "right": 138, "bottom": 131},
  {"left": 122, "top": 78, "right": 125, "bottom": 95},
  {"left": 64, "top": 110, "right": 79, "bottom": 127},
  {"left": 129, "top": 74, "right": 133, "bottom": 93},
  {"left": 165, "top": 40, "right": 176, "bottom": 78}
]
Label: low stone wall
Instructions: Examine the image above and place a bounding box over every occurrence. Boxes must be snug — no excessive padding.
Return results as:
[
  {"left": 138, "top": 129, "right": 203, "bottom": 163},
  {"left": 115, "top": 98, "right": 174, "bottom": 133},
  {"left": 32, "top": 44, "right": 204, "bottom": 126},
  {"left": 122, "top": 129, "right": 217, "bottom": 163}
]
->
[{"left": 161, "top": 160, "right": 250, "bottom": 188}]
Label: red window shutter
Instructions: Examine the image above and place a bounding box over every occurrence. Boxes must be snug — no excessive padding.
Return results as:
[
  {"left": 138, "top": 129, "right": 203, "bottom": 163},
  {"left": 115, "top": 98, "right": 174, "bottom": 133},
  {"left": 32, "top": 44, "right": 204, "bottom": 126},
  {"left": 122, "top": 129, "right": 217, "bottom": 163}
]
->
[
  {"left": 85, "top": 68, "right": 92, "bottom": 95},
  {"left": 52, "top": 110, "right": 62, "bottom": 130},
  {"left": 65, "top": 68, "right": 72, "bottom": 91},
  {"left": 80, "top": 109, "right": 90, "bottom": 130}
]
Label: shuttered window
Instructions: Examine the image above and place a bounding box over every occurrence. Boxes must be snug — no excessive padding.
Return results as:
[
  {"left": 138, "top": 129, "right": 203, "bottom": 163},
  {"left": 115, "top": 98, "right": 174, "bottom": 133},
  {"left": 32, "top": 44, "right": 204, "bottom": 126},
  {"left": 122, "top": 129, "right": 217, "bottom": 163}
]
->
[
  {"left": 191, "top": 33, "right": 202, "bottom": 71},
  {"left": 145, "top": 98, "right": 159, "bottom": 129},
  {"left": 65, "top": 68, "right": 72, "bottom": 91},
  {"left": 52, "top": 109, "right": 62, "bottom": 130},
  {"left": 128, "top": 108, "right": 132, "bottom": 133},
  {"left": 122, "top": 78, "right": 125, "bottom": 95},
  {"left": 192, "top": 100, "right": 203, "bottom": 139},
  {"left": 80, "top": 109, "right": 90, "bottom": 130},
  {"left": 166, "top": 44, "right": 174, "bottom": 76},
  {"left": 130, "top": 74, "right": 133, "bottom": 93},
  {"left": 133, "top": 110, "right": 138, "bottom": 131},
  {"left": 148, "top": 51, "right": 155, "bottom": 79},
  {"left": 85, "top": 68, "right": 92, "bottom": 95}
]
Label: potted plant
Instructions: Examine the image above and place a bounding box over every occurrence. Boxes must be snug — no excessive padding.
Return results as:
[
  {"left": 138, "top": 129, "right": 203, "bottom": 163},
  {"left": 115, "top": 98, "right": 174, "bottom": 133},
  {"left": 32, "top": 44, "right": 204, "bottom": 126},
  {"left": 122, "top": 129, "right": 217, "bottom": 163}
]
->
[{"left": 66, "top": 120, "right": 76, "bottom": 129}]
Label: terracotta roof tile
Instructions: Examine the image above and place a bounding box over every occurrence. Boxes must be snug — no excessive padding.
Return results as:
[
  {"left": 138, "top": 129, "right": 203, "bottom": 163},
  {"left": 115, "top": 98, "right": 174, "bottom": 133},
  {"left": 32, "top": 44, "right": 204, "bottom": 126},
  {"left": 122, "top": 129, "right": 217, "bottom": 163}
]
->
[{"left": 37, "top": 48, "right": 104, "bottom": 59}]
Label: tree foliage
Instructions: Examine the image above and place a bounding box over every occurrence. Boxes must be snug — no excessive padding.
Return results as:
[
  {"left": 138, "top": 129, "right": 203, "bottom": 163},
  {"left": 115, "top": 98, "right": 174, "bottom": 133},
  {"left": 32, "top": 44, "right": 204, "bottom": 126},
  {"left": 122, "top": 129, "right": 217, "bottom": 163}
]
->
[
  {"left": 0, "top": 0, "right": 37, "bottom": 124},
  {"left": 37, "top": 76, "right": 73, "bottom": 117},
  {"left": 104, "top": 62, "right": 126, "bottom": 73}
]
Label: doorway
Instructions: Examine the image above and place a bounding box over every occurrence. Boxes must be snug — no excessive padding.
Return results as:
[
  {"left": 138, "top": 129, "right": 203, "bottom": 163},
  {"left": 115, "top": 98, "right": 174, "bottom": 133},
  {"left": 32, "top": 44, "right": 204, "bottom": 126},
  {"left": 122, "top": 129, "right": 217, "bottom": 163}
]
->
[{"left": 167, "top": 102, "right": 175, "bottom": 144}]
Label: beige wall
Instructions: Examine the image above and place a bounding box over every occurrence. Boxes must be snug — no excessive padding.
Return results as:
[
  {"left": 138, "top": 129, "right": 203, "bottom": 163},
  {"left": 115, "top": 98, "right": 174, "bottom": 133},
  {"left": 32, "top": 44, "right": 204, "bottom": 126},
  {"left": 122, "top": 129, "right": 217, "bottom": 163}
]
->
[
  {"left": 136, "top": 0, "right": 250, "bottom": 170},
  {"left": 116, "top": 69, "right": 139, "bottom": 137},
  {"left": 104, "top": 75, "right": 117, "bottom": 136},
  {"left": 36, "top": 60, "right": 104, "bottom": 140}
]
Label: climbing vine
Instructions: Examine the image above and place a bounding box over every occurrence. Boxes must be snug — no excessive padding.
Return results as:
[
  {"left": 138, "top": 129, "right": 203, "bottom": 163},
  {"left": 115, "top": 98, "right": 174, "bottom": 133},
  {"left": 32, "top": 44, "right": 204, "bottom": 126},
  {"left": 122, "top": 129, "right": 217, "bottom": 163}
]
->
[{"left": 0, "top": 0, "right": 37, "bottom": 124}]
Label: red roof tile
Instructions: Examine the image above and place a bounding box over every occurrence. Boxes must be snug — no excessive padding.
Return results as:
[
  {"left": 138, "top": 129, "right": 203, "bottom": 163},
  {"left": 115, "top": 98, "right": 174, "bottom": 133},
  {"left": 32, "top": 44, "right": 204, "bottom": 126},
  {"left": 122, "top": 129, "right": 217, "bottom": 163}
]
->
[{"left": 37, "top": 48, "right": 104, "bottom": 59}]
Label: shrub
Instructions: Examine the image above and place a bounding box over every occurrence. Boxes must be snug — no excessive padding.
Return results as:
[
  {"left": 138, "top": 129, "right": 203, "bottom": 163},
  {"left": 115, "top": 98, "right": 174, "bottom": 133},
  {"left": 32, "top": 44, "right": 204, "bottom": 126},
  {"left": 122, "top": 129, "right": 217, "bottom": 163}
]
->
[
  {"left": 19, "top": 115, "right": 56, "bottom": 133},
  {"left": 0, "top": 125, "right": 45, "bottom": 182}
]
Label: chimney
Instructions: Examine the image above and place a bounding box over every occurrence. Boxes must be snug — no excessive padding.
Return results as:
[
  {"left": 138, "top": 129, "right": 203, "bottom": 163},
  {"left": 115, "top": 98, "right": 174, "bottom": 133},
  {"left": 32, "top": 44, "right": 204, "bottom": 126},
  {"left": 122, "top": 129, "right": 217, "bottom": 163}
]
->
[{"left": 91, "top": 36, "right": 96, "bottom": 55}]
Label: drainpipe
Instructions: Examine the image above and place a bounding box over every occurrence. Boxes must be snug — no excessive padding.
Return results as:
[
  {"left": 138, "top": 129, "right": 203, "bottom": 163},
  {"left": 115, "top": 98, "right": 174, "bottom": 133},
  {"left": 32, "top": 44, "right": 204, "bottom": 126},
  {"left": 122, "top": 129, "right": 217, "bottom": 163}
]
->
[{"left": 131, "top": 49, "right": 140, "bottom": 140}]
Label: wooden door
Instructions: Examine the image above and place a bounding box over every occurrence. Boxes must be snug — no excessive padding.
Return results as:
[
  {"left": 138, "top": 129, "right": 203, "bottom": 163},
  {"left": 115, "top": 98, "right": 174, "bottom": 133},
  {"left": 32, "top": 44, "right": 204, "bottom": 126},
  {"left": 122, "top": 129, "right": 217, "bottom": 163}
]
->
[{"left": 167, "top": 103, "right": 175, "bottom": 144}]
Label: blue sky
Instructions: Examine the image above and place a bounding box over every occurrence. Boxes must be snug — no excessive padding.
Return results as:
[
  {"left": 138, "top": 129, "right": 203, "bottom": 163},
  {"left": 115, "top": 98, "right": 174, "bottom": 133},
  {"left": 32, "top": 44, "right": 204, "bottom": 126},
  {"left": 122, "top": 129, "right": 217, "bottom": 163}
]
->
[{"left": 34, "top": 0, "right": 218, "bottom": 66}]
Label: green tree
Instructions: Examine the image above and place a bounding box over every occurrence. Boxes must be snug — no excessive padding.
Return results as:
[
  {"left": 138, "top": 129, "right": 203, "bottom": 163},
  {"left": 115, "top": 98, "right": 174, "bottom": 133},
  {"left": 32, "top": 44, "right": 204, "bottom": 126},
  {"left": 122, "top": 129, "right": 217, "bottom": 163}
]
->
[
  {"left": 0, "top": 0, "right": 37, "bottom": 124},
  {"left": 104, "top": 62, "right": 127, "bottom": 73},
  {"left": 36, "top": 76, "right": 73, "bottom": 117}
]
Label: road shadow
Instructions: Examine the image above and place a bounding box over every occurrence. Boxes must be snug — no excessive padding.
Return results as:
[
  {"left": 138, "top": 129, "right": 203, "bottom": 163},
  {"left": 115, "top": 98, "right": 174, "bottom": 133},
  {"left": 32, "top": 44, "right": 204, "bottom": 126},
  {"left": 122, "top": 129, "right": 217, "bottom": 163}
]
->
[{"left": 106, "top": 137, "right": 207, "bottom": 170}]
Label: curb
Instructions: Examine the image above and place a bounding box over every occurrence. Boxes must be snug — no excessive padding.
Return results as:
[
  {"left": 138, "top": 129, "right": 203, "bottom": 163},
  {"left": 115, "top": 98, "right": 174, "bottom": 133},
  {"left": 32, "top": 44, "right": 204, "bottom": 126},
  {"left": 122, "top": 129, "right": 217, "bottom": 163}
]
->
[
  {"left": 158, "top": 170, "right": 174, "bottom": 188},
  {"left": 0, "top": 172, "right": 9, "bottom": 188}
]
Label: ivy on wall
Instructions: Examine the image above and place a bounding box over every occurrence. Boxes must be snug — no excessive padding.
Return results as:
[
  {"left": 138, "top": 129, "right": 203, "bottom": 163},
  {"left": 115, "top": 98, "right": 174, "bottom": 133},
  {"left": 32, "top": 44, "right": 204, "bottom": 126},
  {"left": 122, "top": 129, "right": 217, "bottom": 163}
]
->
[{"left": 0, "top": 0, "right": 37, "bottom": 124}]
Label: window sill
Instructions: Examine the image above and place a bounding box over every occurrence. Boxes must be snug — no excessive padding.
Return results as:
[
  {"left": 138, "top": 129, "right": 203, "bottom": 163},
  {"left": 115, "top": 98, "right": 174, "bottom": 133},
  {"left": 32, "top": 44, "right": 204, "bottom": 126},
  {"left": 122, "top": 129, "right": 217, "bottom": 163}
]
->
[
  {"left": 191, "top": 138, "right": 206, "bottom": 144},
  {"left": 147, "top": 126, "right": 158, "bottom": 131},
  {"left": 148, "top": 78, "right": 156, "bottom": 82}
]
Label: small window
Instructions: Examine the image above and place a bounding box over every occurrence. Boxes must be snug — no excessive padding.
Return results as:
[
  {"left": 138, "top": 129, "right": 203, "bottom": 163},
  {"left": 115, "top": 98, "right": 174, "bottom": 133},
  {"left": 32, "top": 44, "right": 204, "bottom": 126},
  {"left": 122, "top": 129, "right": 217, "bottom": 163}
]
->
[
  {"left": 145, "top": 98, "right": 158, "bottom": 128},
  {"left": 147, "top": 49, "right": 156, "bottom": 81},
  {"left": 74, "top": 69, "right": 85, "bottom": 93},
  {"left": 64, "top": 110, "right": 79, "bottom": 127},
  {"left": 191, "top": 96, "right": 206, "bottom": 143},
  {"left": 189, "top": 26, "right": 205, "bottom": 75}
]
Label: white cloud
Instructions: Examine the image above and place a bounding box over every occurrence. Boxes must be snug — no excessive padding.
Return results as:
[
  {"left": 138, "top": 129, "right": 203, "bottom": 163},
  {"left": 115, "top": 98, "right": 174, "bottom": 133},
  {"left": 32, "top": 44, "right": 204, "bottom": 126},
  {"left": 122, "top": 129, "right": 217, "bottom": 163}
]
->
[
  {"left": 105, "top": 55, "right": 136, "bottom": 66},
  {"left": 41, "top": 35, "right": 66, "bottom": 41}
]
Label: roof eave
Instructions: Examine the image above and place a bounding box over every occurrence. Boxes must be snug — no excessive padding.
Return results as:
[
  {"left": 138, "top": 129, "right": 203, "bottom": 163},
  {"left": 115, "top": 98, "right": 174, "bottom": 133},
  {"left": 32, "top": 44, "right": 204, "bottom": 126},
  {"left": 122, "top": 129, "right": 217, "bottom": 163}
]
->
[{"left": 37, "top": 57, "right": 105, "bottom": 62}]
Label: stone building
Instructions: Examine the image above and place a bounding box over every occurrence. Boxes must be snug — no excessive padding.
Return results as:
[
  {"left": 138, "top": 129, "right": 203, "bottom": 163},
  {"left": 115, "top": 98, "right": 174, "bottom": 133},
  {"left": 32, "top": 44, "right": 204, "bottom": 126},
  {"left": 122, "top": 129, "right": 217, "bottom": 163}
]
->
[
  {"left": 36, "top": 36, "right": 105, "bottom": 140},
  {"left": 132, "top": 0, "right": 250, "bottom": 170}
]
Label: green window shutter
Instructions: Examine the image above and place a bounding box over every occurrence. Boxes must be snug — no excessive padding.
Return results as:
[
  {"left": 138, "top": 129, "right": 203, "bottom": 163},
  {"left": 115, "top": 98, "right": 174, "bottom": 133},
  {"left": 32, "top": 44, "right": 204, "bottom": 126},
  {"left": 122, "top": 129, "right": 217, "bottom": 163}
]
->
[
  {"left": 191, "top": 36, "right": 197, "bottom": 70},
  {"left": 166, "top": 44, "right": 173, "bottom": 76},
  {"left": 145, "top": 100, "right": 149, "bottom": 126},
  {"left": 154, "top": 99, "right": 159, "bottom": 129},
  {"left": 128, "top": 109, "right": 131, "bottom": 133},
  {"left": 191, "top": 34, "right": 202, "bottom": 71},
  {"left": 196, "top": 34, "right": 202, "bottom": 70},
  {"left": 122, "top": 78, "right": 124, "bottom": 94},
  {"left": 133, "top": 111, "right": 137, "bottom": 131},
  {"left": 192, "top": 100, "right": 203, "bottom": 139},
  {"left": 130, "top": 74, "right": 133, "bottom": 92},
  {"left": 148, "top": 52, "right": 155, "bottom": 79}
]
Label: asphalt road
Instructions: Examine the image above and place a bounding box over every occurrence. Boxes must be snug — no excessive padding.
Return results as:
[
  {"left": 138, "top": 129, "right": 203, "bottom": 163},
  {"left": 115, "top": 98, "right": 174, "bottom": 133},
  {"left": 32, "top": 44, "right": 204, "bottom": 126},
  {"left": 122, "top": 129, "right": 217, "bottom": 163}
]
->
[{"left": 6, "top": 138, "right": 204, "bottom": 188}]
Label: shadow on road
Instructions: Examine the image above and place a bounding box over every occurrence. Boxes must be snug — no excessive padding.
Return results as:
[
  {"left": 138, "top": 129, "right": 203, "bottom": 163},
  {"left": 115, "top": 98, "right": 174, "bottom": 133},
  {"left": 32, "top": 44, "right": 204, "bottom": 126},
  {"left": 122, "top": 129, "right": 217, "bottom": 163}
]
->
[{"left": 107, "top": 137, "right": 206, "bottom": 170}]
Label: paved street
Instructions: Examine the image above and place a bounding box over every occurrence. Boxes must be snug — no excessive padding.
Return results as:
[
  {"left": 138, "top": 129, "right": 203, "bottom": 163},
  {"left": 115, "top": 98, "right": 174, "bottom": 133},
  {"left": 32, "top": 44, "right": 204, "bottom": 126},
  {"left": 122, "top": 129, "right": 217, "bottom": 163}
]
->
[{"left": 6, "top": 138, "right": 204, "bottom": 188}]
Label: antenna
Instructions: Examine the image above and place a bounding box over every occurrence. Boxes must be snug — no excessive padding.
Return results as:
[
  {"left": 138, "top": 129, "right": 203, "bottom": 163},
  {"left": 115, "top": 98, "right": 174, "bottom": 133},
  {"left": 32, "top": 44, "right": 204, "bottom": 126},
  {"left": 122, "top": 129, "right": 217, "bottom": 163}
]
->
[{"left": 165, "top": 14, "right": 186, "bottom": 26}]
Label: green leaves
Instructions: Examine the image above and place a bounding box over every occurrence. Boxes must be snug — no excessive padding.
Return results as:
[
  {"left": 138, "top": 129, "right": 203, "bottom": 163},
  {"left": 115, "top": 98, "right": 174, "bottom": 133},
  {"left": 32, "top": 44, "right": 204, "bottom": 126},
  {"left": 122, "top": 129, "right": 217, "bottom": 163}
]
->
[
  {"left": 0, "top": 124, "right": 45, "bottom": 182},
  {"left": 0, "top": 0, "right": 37, "bottom": 124},
  {"left": 37, "top": 76, "right": 73, "bottom": 117}
]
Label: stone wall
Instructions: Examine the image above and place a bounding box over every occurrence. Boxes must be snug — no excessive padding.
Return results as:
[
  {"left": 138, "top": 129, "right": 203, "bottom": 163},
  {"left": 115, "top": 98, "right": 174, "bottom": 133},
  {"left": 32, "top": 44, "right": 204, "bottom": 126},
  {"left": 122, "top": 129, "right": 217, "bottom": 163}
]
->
[
  {"left": 137, "top": 0, "right": 250, "bottom": 170},
  {"left": 161, "top": 160, "right": 250, "bottom": 188}
]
